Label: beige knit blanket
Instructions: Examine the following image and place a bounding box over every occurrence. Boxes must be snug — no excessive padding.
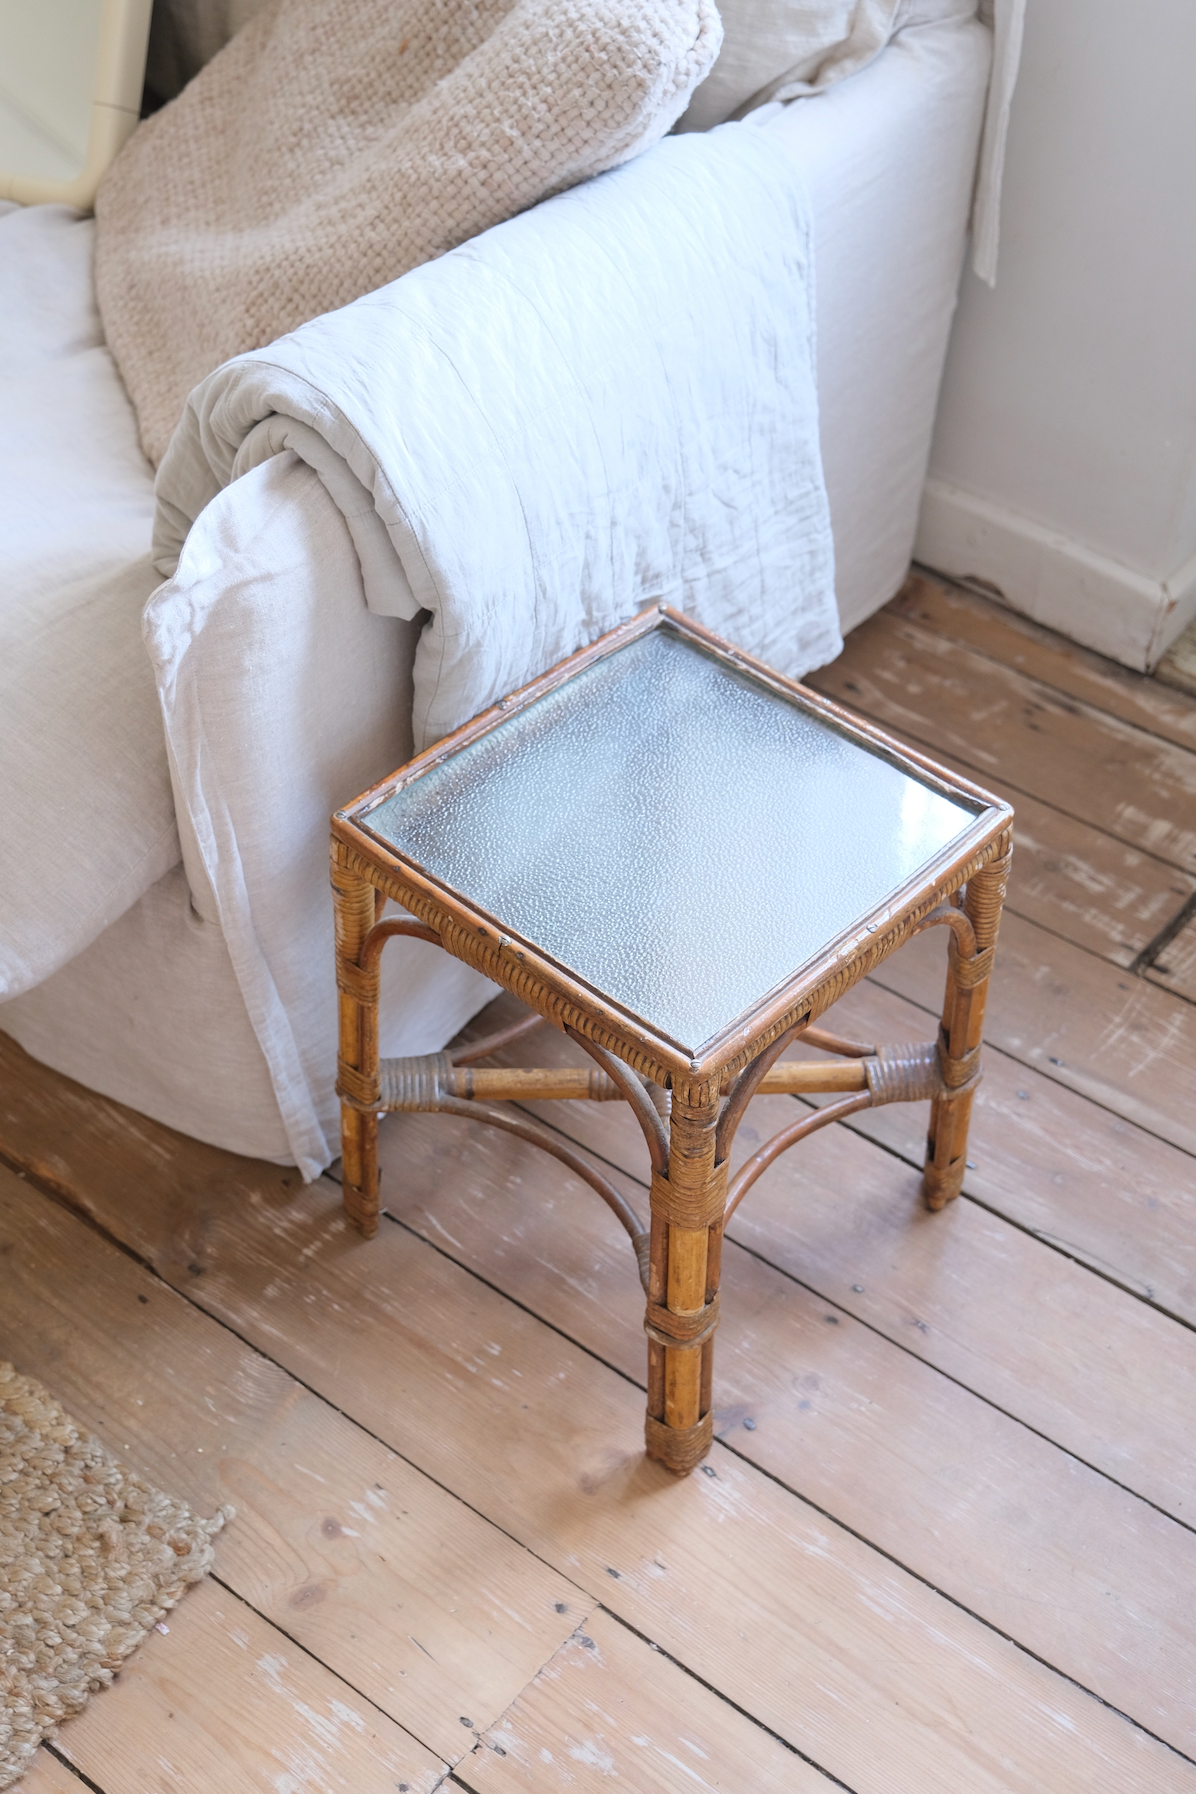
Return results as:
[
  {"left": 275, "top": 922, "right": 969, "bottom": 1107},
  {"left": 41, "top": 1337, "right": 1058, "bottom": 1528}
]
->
[{"left": 95, "top": 0, "right": 721, "bottom": 466}]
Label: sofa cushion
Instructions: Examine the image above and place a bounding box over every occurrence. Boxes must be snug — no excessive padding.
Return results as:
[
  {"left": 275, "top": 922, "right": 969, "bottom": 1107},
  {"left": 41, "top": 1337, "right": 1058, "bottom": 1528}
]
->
[
  {"left": 95, "top": 0, "right": 722, "bottom": 465},
  {"left": 676, "top": 0, "right": 976, "bottom": 131},
  {"left": 144, "top": 0, "right": 270, "bottom": 109},
  {"left": 0, "top": 202, "right": 176, "bottom": 1002}
]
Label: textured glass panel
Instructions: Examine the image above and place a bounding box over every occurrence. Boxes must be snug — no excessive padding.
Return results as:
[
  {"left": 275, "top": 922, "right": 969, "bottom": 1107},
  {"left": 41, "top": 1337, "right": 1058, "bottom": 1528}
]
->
[{"left": 366, "top": 629, "right": 979, "bottom": 1051}]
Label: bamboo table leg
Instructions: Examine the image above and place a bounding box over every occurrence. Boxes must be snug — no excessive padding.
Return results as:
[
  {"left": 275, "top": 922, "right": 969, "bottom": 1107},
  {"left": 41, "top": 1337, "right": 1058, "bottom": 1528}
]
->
[
  {"left": 923, "top": 843, "right": 1012, "bottom": 1210},
  {"left": 331, "top": 850, "right": 382, "bottom": 1236},
  {"left": 645, "top": 1082, "right": 724, "bottom": 1474}
]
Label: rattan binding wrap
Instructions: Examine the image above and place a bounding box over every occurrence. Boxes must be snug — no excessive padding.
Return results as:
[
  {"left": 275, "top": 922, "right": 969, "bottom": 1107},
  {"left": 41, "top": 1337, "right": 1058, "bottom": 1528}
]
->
[
  {"left": 379, "top": 1053, "right": 451, "bottom": 1109},
  {"left": 644, "top": 1293, "right": 720, "bottom": 1350},
  {"left": 336, "top": 957, "right": 382, "bottom": 1005},
  {"left": 936, "top": 1035, "right": 983, "bottom": 1090},
  {"left": 648, "top": 1165, "right": 728, "bottom": 1233},
  {"left": 947, "top": 937, "right": 997, "bottom": 990},
  {"left": 645, "top": 1411, "right": 714, "bottom": 1475},
  {"left": 863, "top": 1042, "right": 942, "bottom": 1105},
  {"left": 337, "top": 1057, "right": 380, "bottom": 1109},
  {"left": 922, "top": 1159, "right": 968, "bottom": 1207}
]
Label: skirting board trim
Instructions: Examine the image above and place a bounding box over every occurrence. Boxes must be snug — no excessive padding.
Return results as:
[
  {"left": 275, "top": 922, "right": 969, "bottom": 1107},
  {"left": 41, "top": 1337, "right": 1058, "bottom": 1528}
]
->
[{"left": 914, "top": 477, "right": 1196, "bottom": 672}]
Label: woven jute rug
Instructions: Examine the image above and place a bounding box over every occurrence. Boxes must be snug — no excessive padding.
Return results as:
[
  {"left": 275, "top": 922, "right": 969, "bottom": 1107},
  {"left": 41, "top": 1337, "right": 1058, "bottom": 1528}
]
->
[{"left": 0, "top": 1362, "right": 230, "bottom": 1787}]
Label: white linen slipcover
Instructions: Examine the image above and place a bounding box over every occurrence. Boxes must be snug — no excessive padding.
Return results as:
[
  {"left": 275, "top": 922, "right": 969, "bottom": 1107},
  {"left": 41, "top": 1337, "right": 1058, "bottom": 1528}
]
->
[
  {"left": 4, "top": 459, "right": 496, "bottom": 1168},
  {"left": 1, "top": 12, "right": 991, "bottom": 1173},
  {"left": 0, "top": 202, "right": 172, "bottom": 1000},
  {"left": 678, "top": 0, "right": 1020, "bottom": 285},
  {"left": 763, "top": 7, "right": 989, "bottom": 630},
  {"left": 971, "top": 0, "right": 1026, "bottom": 284}
]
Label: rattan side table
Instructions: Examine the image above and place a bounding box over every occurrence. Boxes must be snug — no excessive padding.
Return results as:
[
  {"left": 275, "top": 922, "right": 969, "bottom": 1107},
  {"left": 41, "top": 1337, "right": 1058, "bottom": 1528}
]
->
[{"left": 331, "top": 606, "right": 1012, "bottom": 1474}]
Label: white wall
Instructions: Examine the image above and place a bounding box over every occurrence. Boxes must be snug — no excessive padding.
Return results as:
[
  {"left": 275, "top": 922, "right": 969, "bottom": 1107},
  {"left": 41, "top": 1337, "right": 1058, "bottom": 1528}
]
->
[{"left": 915, "top": 0, "right": 1196, "bottom": 669}]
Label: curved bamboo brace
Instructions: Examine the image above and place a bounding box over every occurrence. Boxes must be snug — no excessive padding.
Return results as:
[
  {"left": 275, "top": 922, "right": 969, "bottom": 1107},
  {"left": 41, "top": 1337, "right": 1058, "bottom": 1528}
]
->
[
  {"left": 565, "top": 1028, "right": 669, "bottom": 1178},
  {"left": 799, "top": 1025, "right": 877, "bottom": 1058},
  {"left": 452, "top": 1009, "right": 547, "bottom": 1067},
  {"left": 361, "top": 915, "right": 441, "bottom": 967},
  {"left": 910, "top": 901, "right": 978, "bottom": 958},
  {"left": 723, "top": 1092, "right": 873, "bottom": 1222},
  {"left": 432, "top": 1094, "right": 650, "bottom": 1290},
  {"left": 715, "top": 1017, "right": 809, "bottom": 1166}
]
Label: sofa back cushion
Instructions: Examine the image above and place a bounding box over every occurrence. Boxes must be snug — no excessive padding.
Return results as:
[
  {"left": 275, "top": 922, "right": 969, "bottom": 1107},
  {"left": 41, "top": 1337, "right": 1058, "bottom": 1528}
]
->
[
  {"left": 144, "top": 0, "right": 269, "bottom": 109},
  {"left": 675, "top": 0, "right": 977, "bottom": 132},
  {"left": 96, "top": 0, "right": 721, "bottom": 466}
]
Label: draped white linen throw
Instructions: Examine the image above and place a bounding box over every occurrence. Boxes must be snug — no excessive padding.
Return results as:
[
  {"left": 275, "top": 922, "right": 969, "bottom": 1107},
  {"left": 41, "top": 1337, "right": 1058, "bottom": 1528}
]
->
[
  {"left": 143, "top": 126, "right": 839, "bottom": 1171},
  {"left": 151, "top": 125, "right": 840, "bottom": 752}
]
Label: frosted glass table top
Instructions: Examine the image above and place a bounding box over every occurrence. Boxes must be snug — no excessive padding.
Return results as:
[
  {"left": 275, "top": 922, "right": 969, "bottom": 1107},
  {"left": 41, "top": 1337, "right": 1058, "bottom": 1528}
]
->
[{"left": 360, "top": 628, "right": 983, "bottom": 1054}]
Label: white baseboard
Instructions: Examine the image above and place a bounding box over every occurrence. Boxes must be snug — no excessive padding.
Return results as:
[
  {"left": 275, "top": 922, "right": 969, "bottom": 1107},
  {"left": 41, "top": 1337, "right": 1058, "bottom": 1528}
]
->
[{"left": 914, "top": 478, "right": 1196, "bottom": 672}]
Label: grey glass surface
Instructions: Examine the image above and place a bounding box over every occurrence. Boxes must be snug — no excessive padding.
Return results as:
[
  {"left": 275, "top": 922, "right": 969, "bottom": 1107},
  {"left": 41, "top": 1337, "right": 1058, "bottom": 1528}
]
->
[{"left": 365, "top": 629, "right": 979, "bottom": 1053}]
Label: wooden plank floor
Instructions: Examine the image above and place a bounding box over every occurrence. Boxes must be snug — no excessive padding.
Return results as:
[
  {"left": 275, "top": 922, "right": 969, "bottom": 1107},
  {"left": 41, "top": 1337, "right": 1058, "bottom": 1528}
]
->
[{"left": 3, "top": 571, "right": 1196, "bottom": 1792}]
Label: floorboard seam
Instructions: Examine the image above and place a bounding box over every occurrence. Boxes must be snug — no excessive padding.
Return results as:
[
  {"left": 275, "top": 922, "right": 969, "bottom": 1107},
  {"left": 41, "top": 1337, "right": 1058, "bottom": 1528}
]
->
[
  {"left": 5, "top": 584, "right": 1194, "bottom": 1792},
  {"left": 790, "top": 1093, "right": 1196, "bottom": 1338},
  {"left": 372, "top": 1077, "right": 1196, "bottom": 1360},
  {"left": 433, "top": 1049, "right": 1196, "bottom": 1343},
  {"left": 1139, "top": 976, "right": 1196, "bottom": 1012},
  {"left": 838, "top": 606, "right": 1196, "bottom": 768},
  {"left": 0, "top": 1155, "right": 162, "bottom": 1272},
  {"left": 378, "top": 1206, "right": 648, "bottom": 1394},
  {"left": 903, "top": 573, "right": 1196, "bottom": 754},
  {"left": 435, "top": 1609, "right": 619, "bottom": 1791},
  {"left": 594, "top": 1604, "right": 862, "bottom": 1792},
  {"left": 42, "top": 1745, "right": 105, "bottom": 1793},
  {"left": 386, "top": 1092, "right": 1196, "bottom": 1527},
  {"left": 439, "top": 1602, "right": 862, "bottom": 1794},
  {"left": 720, "top": 1223, "right": 1196, "bottom": 1537},
  {"left": 705, "top": 1435, "right": 1196, "bottom": 1770},
  {"left": 999, "top": 901, "right": 1195, "bottom": 985},
  {"left": 990, "top": 901, "right": 1196, "bottom": 1012},
  {"left": 1132, "top": 889, "right": 1196, "bottom": 980},
  {"left": 202, "top": 1569, "right": 458, "bottom": 1775},
  {"left": 806, "top": 685, "right": 1196, "bottom": 932}
]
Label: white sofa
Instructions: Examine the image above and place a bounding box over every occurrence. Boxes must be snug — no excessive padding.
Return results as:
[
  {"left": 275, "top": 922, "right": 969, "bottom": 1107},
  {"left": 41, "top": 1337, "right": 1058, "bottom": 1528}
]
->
[{"left": 0, "top": 7, "right": 992, "bottom": 1174}]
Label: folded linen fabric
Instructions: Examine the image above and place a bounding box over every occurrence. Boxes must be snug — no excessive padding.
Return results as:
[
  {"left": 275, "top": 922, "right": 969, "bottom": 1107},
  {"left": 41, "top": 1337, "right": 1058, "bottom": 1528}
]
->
[
  {"left": 144, "top": 125, "right": 839, "bottom": 1170},
  {"left": 95, "top": 0, "right": 721, "bottom": 466}
]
